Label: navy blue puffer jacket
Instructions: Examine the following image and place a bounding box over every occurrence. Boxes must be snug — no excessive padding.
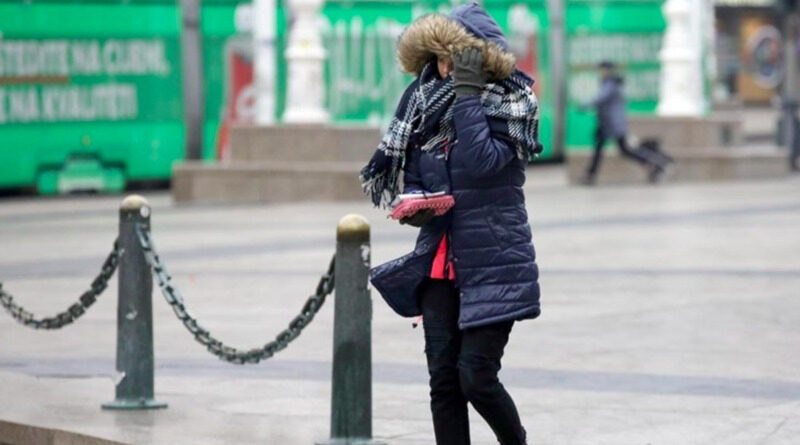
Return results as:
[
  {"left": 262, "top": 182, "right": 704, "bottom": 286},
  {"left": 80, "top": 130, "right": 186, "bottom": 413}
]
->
[
  {"left": 592, "top": 76, "right": 628, "bottom": 138},
  {"left": 370, "top": 3, "right": 540, "bottom": 329}
]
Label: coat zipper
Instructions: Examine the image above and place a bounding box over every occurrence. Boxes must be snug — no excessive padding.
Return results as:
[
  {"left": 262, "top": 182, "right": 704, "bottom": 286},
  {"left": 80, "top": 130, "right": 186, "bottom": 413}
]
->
[
  {"left": 444, "top": 138, "right": 455, "bottom": 283},
  {"left": 444, "top": 231, "right": 453, "bottom": 279}
]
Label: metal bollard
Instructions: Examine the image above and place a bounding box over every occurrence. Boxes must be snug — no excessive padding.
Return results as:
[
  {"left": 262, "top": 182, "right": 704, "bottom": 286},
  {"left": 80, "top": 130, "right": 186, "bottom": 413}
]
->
[
  {"left": 102, "top": 195, "right": 167, "bottom": 410},
  {"left": 318, "top": 215, "right": 385, "bottom": 445}
]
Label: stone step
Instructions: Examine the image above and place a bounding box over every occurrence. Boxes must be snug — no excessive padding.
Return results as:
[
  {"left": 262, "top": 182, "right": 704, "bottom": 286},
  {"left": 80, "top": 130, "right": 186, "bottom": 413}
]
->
[
  {"left": 629, "top": 115, "right": 743, "bottom": 148},
  {"left": 172, "top": 160, "right": 366, "bottom": 204},
  {"left": 229, "top": 124, "right": 381, "bottom": 163},
  {"left": 566, "top": 146, "right": 791, "bottom": 185}
]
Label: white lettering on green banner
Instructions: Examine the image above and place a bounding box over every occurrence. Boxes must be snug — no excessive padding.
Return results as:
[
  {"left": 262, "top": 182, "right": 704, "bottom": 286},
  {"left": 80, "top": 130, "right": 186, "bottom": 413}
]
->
[
  {"left": 0, "top": 38, "right": 170, "bottom": 123},
  {"left": 0, "top": 39, "right": 170, "bottom": 77},
  {"left": 0, "top": 84, "right": 138, "bottom": 123}
]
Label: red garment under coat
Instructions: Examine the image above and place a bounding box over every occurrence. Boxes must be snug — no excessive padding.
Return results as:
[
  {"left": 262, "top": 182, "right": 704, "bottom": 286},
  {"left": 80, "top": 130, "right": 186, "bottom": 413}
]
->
[{"left": 429, "top": 233, "right": 455, "bottom": 280}]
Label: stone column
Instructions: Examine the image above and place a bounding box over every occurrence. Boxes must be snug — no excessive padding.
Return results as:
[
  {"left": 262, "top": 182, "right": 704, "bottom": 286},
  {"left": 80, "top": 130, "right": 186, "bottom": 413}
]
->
[
  {"left": 546, "top": 0, "right": 567, "bottom": 158},
  {"left": 253, "top": 0, "right": 277, "bottom": 125},
  {"left": 282, "top": 0, "right": 329, "bottom": 123},
  {"left": 657, "top": 0, "right": 706, "bottom": 116},
  {"left": 179, "top": 0, "right": 204, "bottom": 159}
]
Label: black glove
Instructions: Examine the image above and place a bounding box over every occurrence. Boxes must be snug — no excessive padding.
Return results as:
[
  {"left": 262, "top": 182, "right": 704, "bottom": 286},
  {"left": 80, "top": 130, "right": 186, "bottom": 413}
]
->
[
  {"left": 452, "top": 47, "right": 487, "bottom": 98},
  {"left": 400, "top": 209, "right": 436, "bottom": 227}
]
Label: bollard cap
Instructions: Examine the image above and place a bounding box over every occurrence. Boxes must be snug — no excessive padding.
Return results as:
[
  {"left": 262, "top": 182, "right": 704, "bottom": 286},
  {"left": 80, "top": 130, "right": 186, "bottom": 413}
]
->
[
  {"left": 120, "top": 195, "right": 151, "bottom": 217},
  {"left": 337, "top": 214, "right": 370, "bottom": 243}
]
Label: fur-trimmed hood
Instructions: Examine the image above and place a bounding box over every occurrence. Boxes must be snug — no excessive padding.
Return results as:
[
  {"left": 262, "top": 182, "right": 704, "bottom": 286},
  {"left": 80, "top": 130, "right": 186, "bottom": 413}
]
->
[{"left": 396, "top": 3, "right": 516, "bottom": 80}]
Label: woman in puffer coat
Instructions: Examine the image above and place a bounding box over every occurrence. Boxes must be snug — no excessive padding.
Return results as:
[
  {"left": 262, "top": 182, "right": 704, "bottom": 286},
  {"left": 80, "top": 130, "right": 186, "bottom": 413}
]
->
[{"left": 360, "top": 3, "right": 541, "bottom": 444}]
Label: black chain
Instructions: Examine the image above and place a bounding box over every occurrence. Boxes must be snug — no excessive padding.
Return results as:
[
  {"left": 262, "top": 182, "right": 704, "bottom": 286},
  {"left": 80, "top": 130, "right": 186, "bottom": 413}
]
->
[
  {"left": 135, "top": 224, "right": 335, "bottom": 365},
  {"left": 0, "top": 240, "right": 120, "bottom": 329}
]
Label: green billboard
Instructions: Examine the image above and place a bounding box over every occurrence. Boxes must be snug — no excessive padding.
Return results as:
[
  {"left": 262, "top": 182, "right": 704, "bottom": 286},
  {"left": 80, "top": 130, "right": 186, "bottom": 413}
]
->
[{"left": 0, "top": 1, "right": 184, "bottom": 193}]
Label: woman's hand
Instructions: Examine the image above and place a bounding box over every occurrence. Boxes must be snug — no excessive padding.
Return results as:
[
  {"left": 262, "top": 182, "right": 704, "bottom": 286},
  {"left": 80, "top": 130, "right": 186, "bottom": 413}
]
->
[
  {"left": 400, "top": 209, "right": 436, "bottom": 227},
  {"left": 453, "top": 47, "right": 487, "bottom": 97}
]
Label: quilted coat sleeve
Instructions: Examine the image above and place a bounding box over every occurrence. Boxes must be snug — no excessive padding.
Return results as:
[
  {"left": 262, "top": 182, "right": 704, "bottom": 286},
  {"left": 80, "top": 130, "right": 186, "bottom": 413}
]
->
[{"left": 452, "top": 95, "right": 517, "bottom": 178}]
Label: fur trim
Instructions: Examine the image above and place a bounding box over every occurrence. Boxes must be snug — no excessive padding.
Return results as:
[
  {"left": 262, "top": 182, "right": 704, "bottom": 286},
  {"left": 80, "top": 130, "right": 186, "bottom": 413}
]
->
[{"left": 396, "top": 14, "right": 516, "bottom": 80}]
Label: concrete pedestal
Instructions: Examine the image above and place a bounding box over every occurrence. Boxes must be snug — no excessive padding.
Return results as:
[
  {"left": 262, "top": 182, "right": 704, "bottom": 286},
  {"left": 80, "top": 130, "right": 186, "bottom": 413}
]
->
[
  {"left": 172, "top": 124, "right": 380, "bottom": 204},
  {"left": 629, "top": 115, "right": 743, "bottom": 148},
  {"left": 566, "top": 145, "right": 789, "bottom": 185},
  {"left": 227, "top": 124, "right": 382, "bottom": 162}
]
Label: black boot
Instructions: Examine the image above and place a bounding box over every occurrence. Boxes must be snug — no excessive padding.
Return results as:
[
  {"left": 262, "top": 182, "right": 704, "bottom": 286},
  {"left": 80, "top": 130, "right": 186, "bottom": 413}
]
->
[{"left": 648, "top": 162, "right": 668, "bottom": 184}]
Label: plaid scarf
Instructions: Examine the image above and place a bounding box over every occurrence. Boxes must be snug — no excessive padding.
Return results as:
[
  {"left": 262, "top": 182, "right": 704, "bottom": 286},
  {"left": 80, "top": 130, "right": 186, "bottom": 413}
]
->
[{"left": 360, "top": 63, "right": 542, "bottom": 208}]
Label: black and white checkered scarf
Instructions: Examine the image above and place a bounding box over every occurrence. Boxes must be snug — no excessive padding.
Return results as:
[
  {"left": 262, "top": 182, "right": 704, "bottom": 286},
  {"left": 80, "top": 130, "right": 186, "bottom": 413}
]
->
[{"left": 360, "top": 63, "right": 542, "bottom": 208}]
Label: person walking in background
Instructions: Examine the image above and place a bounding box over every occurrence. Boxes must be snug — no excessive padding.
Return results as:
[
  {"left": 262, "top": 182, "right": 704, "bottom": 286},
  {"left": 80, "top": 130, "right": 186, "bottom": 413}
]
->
[
  {"left": 582, "top": 61, "right": 668, "bottom": 185},
  {"left": 360, "top": 3, "right": 541, "bottom": 444}
]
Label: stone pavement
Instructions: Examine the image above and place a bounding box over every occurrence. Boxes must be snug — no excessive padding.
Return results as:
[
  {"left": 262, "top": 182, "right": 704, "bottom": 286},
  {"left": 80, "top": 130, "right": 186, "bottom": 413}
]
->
[{"left": 1, "top": 166, "right": 799, "bottom": 444}]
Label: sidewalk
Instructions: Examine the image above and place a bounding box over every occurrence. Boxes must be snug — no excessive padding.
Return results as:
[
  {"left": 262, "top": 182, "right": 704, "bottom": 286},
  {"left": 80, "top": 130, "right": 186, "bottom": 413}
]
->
[{"left": 1, "top": 167, "right": 799, "bottom": 444}]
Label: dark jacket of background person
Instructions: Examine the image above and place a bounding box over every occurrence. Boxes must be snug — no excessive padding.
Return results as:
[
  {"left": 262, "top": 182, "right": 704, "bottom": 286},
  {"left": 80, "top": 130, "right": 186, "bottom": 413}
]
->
[
  {"left": 592, "top": 75, "right": 628, "bottom": 138},
  {"left": 369, "top": 5, "right": 541, "bottom": 329}
]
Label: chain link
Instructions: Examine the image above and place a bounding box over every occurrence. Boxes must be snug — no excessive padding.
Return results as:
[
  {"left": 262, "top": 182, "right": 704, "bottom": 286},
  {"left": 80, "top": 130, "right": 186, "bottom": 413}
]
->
[
  {"left": 0, "top": 240, "right": 120, "bottom": 329},
  {"left": 135, "top": 224, "right": 335, "bottom": 364}
]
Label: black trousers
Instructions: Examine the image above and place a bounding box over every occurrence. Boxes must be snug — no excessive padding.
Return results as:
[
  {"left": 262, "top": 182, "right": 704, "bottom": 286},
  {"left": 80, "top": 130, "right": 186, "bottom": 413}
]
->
[
  {"left": 420, "top": 279, "right": 526, "bottom": 445},
  {"left": 587, "top": 127, "right": 654, "bottom": 175}
]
